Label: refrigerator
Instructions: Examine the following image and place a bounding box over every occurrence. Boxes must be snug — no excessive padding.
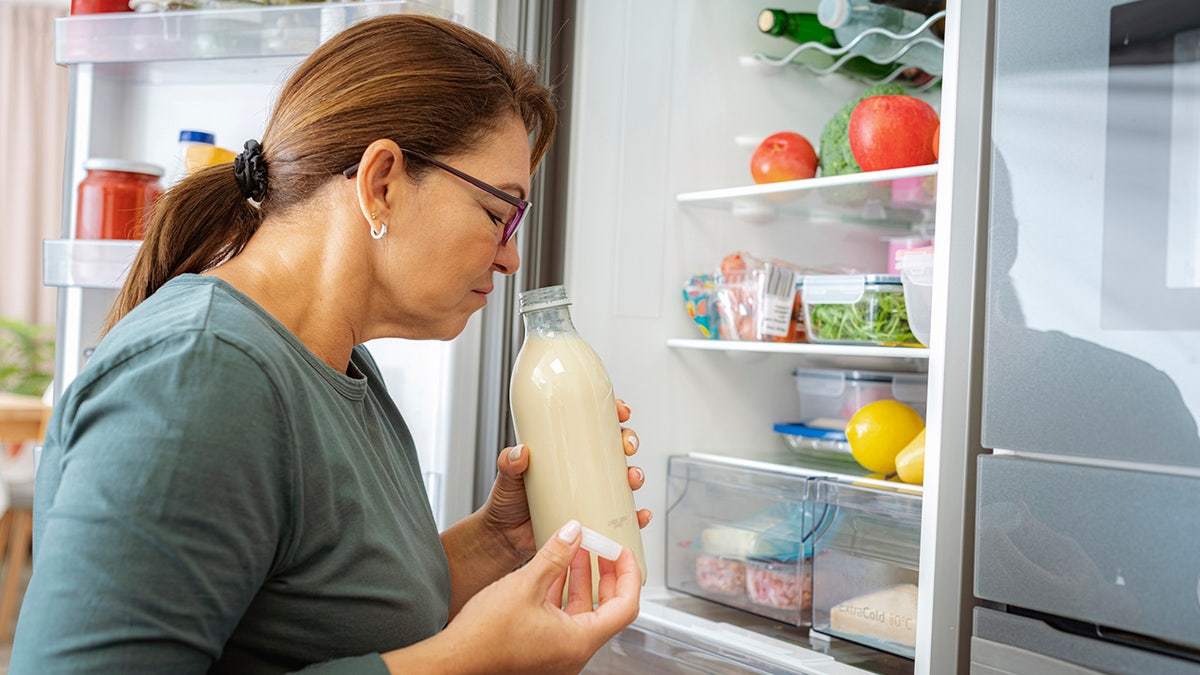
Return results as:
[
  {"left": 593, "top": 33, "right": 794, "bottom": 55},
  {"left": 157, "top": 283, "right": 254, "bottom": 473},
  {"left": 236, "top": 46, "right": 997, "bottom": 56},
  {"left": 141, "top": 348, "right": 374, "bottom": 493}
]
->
[
  {"left": 45, "top": 1, "right": 994, "bottom": 673},
  {"left": 972, "top": 0, "right": 1200, "bottom": 673}
]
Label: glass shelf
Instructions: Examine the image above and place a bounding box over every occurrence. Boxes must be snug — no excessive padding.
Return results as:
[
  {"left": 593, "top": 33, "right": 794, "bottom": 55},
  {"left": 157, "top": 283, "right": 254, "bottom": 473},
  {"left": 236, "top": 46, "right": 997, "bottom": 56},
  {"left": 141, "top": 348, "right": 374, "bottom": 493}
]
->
[
  {"left": 745, "top": 10, "right": 946, "bottom": 90},
  {"left": 676, "top": 164, "right": 937, "bottom": 227},
  {"left": 667, "top": 337, "right": 929, "bottom": 372},
  {"left": 54, "top": 0, "right": 448, "bottom": 66},
  {"left": 43, "top": 239, "right": 141, "bottom": 290}
]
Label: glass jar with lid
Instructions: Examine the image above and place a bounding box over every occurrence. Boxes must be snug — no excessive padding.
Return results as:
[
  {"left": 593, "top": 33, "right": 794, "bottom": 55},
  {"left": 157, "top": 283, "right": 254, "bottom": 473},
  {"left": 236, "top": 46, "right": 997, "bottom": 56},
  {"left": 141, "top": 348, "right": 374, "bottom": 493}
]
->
[{"left": 76, "top": 158, "right": 164, "bottom": 240}]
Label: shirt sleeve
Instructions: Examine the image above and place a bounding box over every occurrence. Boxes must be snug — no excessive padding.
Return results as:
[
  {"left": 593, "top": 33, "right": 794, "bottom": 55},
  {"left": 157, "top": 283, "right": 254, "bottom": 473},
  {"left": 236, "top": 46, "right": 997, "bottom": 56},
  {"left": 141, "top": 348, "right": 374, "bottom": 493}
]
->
[{"left": 13, "top": 332, "right": 296, "bottom": 673}]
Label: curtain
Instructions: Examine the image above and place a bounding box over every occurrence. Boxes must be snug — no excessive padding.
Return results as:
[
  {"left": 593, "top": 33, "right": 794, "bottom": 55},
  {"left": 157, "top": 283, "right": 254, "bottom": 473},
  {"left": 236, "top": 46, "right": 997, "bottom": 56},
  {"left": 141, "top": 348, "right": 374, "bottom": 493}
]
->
[{"left": 0, "top": 2, "right": 69, "bottom": 327}]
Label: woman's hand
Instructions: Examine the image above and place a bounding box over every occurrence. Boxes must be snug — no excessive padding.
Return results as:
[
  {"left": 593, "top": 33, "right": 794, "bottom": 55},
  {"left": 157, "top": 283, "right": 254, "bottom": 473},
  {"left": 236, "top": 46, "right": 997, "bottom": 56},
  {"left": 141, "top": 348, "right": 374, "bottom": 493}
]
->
[
  {"left": 403, "top": 520, "right": 641, "bottom": 674},
  {"left": 482, "top": 399, "right": 651, "bottom": 564}
]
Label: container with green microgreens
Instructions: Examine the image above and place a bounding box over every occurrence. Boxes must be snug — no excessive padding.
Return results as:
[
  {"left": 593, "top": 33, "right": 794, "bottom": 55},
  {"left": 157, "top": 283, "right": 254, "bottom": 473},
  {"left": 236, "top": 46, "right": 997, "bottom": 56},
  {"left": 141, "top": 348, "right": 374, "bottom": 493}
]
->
[{"left": 801, "top": 274, "right": 920, "bottom": 347}]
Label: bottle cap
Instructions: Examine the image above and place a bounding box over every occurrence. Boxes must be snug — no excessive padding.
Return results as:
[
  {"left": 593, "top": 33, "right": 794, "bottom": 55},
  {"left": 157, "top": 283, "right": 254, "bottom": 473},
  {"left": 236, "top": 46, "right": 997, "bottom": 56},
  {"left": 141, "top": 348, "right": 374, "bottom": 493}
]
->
[
  {"left": 818, "top": 0, "right": 850, "bottom": 29},
  {"left": 757, "top": 9, "right": 785, "bottom": 35},
  {"left": 178, "top": 129, "right": 216, "bottom": 145},
  {"left": 580, "top": 526, "right": 623, "bottom": 561},
  {"left": 518, "top": 285, "right": 572, "bottom": 313}
]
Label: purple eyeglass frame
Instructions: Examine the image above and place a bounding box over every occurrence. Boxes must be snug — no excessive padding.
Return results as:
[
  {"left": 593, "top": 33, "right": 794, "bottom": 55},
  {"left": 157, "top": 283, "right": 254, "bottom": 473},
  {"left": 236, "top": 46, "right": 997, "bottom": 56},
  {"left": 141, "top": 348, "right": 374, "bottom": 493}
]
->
[{"left": 342, "top": 148, "right": 530, "bottom": 245}]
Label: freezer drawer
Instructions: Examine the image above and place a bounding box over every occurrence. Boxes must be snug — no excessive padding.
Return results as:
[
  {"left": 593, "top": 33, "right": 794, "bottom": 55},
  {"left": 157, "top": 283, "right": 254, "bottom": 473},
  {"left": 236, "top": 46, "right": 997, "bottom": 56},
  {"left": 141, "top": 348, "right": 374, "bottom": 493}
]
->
[
  {"left": 811, "top": 480, "right": 922, "bottom": 659},
  {"left": 976, "top": 455, "right": 1200, "bottom": 653},
  {"left": 972, "top": 607, "right": 1200, "bottom": 675}
]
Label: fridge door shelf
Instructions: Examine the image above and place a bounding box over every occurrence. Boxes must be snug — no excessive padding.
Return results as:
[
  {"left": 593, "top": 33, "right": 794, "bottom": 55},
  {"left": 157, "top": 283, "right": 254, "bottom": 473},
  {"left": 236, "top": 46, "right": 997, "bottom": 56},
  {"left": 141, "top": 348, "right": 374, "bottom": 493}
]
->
[
  {"left": 677, "top": 165, "right": 937, "bottom": 228},
  {"left": 54, "top": 0, "right": 450, "bottom": 66},
  {"left": 666, "top": 337, "right": 929, "bottom": 373},
  {"left": 43, "top": 239, "right": 140, "bottom": 290},
  {"left": 743, "top": 10, "right": 946, "bottom": 91}
]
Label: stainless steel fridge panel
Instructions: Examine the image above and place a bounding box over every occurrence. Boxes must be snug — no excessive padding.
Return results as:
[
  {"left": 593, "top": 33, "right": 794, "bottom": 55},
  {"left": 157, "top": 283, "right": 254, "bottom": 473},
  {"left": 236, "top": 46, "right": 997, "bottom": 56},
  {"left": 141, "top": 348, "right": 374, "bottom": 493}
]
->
[
  {"left": 973, "top": 607, "right": 1200, "bottom": 675},
  {"left": 976, "top": 455, "right": 1200, "bottom": 652},
  {"left": 981, "top": 0, "right": 1200, "bottom": 466}
]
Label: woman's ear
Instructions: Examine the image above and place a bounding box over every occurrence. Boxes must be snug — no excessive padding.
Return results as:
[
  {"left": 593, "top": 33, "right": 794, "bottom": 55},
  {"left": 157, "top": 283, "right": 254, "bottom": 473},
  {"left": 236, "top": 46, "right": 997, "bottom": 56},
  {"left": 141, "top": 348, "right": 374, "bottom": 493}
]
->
[{"left": 354, "top": 139, "right": 406, "bottom": 227}]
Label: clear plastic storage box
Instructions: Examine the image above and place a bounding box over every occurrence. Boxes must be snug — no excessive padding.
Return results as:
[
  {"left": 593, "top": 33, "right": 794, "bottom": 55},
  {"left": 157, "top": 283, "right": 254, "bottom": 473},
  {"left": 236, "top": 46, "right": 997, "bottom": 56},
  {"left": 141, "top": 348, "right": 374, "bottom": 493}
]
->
[
  {"left": 794, "top": 368, "right": 928, "bottom": 425},
  {"left": 801, "top": 274, "right": 920, "bottom": 347},
  {"left": 776, "top": 368, "right": 928, "bottom": 461},
  {"left": 666, "top": 456, "right": 835, "bottom": 627},
  {"left": 810, "top": 480, "right": 923, "bottom": 659},
  {"left": 895, "top": 246, "right": 934, "bottom": 348}
]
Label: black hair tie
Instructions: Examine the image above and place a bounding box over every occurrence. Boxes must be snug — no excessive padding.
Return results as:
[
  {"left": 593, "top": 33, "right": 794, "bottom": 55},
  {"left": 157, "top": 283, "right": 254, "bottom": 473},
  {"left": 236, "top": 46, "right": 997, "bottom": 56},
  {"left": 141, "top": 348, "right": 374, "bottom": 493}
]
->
[{"left": 233, "top": 139, "right": 269, "bottom": 202}]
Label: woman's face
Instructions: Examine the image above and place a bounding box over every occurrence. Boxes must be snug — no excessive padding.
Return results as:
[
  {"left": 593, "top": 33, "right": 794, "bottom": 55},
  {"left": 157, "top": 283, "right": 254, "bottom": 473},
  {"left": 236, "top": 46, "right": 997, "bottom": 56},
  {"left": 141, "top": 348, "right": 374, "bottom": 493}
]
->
[{"left": 379, "top": 116, "right": 531, "bottom": 340}]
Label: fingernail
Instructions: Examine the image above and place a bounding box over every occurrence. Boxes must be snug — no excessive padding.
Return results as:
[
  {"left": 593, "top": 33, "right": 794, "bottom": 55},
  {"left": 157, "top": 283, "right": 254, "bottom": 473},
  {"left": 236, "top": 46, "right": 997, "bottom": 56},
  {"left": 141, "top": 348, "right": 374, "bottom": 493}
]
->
[
  {"left": 508, "top": 444, "right": 524, "bottom": 462},
  {"left": 558, "top": 519, "right": 581, "bottom": 543},
  {"left": 627, "top": 434, "right": 639, "bottom": 452},
  {"left": 635, "top": 467, "right": 645, "bottom": 483}
]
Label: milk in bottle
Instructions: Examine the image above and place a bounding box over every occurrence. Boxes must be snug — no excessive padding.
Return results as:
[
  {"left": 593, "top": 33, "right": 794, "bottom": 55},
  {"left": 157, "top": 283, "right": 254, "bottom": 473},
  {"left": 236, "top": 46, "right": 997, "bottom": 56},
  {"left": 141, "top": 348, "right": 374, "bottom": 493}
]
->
[{"left": 509, "top": 285, "right": 647, "bottom": 597}]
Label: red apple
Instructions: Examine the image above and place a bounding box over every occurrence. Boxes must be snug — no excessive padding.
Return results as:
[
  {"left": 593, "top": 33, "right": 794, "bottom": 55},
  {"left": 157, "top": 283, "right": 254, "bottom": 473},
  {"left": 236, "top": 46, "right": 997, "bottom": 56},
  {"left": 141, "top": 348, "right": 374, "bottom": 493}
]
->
[
  {"left": 750, "top": 131, "right": 818, "bottom": 184},
  {"left": 848, "top": 95, "right": 940, "bottom": 172}
]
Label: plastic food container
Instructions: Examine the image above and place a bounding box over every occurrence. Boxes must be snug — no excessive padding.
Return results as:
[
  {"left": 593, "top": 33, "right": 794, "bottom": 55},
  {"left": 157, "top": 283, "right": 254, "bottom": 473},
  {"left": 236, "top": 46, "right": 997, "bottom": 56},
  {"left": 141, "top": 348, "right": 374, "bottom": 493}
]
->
[
  {"left": 801, "top": 274, "right": 919, "bottom": 347},
  {"left": 694, "top": 554, "right": 746, "bottom": 595},
  {"left": 896, "top": 246, "right": 934, "bottom": 348},
  {"left": 793, "top": 368, "right": 928, "bottom": 425},
  {"left": 76, "top": 158, "right": 164, "bottom": 240},
  {"left": 773, "top": 422, "right": 852, "bottom": 460},
  {"left": 746, "top": 557, "right": 812, "bottom": 613}
]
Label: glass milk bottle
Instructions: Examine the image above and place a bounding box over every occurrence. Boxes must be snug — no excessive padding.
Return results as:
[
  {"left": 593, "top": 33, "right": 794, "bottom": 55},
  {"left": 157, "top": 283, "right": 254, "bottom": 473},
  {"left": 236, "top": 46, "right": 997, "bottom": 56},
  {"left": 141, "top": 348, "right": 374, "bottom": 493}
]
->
[{"left": 509, "top": 285, "right": 647, "bottom": 596}]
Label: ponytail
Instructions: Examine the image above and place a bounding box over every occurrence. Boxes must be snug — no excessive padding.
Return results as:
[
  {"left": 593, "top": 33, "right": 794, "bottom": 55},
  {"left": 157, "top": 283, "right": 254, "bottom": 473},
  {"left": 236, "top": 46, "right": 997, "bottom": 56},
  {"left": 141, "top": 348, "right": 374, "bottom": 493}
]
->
[{"left": 102, "top": 163, "right": 262, "bottom": 335}]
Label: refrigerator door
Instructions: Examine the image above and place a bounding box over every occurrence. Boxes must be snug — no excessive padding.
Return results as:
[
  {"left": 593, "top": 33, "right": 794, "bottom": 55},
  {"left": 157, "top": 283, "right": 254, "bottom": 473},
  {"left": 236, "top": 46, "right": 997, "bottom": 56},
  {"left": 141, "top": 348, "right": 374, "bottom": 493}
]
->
[
  {"left": 981, "top": 0, "right": 1200, "bottom": 466},
  {"left": 972, "top": 608, "right": 1199, "bottom": 675},
  {"left": 976, "top": 455, "right": 1200, "bottom": 655}
]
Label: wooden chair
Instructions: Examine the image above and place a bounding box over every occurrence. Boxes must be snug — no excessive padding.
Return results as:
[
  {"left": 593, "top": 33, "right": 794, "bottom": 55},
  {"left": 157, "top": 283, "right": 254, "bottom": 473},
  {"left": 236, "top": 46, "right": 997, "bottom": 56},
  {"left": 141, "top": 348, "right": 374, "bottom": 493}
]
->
[{"left": 0, "top": 396, "right": 50, "bottom": 638}]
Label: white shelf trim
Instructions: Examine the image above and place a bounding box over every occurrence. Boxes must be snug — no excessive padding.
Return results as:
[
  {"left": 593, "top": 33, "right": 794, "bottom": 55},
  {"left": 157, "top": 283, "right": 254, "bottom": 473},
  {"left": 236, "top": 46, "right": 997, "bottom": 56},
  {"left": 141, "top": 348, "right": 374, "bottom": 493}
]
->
[
  {"left": 676, "top": 164, "right": 938, "bottom": 203},
  {"left": 666, "top": 337, "right": 930, "bottom": 360}
]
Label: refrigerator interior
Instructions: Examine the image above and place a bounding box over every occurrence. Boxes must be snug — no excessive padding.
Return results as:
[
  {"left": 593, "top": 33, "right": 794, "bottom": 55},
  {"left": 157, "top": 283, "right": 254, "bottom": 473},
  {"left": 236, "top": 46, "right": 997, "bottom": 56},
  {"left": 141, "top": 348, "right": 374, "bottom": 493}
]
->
[{"left": 563, "top": 1, "right": 947, "bottom": 672}]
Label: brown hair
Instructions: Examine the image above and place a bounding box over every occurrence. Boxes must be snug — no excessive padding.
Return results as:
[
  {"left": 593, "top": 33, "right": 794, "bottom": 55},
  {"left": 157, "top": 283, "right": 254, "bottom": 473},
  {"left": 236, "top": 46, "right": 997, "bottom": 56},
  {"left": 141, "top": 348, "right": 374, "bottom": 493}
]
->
[{"left": 104, "top": 13, "right": 557, "bottom": 333}]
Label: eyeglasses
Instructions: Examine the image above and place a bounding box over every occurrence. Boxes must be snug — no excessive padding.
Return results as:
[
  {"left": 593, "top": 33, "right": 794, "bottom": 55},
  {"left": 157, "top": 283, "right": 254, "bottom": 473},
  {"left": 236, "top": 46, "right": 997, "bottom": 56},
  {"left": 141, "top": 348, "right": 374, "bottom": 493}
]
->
[{"left": 342, "top": 148, "right": 530, "bottom": 245}]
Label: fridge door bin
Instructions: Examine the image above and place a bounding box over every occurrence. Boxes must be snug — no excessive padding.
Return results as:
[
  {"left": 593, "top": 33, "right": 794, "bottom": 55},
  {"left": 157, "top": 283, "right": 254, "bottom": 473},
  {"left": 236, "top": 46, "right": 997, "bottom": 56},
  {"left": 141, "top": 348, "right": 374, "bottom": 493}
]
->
[
  {"left": 665, "top": 455, "right": 828, "bottom": 627},
  {"left": 810, "top": 480, "right": 922, "bottom": 659}
]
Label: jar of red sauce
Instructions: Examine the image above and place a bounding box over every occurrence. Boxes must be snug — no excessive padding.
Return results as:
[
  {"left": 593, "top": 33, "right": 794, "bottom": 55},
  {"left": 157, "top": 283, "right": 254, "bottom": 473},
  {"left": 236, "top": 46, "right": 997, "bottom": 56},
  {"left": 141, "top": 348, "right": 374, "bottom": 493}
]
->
[{"left": 76, "top": 159, "right": 164, "bottom": 240}]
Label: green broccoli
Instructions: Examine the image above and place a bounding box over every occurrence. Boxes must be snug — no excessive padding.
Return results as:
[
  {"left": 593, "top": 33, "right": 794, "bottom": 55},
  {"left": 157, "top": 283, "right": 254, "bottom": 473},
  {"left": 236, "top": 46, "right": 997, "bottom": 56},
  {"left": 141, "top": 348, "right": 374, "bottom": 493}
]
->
[{"left": 818, "top": 83, "right": 907, "bottom": 177}]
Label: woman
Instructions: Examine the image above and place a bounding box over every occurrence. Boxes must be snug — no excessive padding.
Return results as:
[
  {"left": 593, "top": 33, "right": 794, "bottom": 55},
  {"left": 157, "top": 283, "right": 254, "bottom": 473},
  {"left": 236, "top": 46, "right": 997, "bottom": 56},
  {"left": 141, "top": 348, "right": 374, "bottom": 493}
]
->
[{"left": 12, "top": 13, "right": 647, "bottom": 674}]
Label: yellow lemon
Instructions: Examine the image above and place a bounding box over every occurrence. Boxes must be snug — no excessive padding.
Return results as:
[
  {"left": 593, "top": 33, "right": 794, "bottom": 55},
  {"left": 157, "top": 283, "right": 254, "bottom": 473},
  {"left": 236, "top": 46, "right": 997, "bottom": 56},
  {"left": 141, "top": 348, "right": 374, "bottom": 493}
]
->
[
  {"left": 894, "top": 428, "right": 927, "bottom": 485},
  {"left": 845, "top": 400, "right": 925, "bottom": 474}
]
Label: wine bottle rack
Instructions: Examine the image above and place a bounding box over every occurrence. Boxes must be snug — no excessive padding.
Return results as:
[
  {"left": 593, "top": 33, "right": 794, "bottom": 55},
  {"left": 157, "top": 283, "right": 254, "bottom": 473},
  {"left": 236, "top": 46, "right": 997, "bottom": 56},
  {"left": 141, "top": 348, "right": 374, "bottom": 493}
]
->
[{"left": 746, "top": 10, "right": 946, "bottom": 90}]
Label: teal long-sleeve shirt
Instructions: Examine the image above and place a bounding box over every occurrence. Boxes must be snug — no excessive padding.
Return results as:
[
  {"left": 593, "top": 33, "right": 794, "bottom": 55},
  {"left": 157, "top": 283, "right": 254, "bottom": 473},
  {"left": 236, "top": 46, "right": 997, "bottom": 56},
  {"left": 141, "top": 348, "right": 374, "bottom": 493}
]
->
[{"left": 11, "top": 275, "right": 451, "bottom": 674}]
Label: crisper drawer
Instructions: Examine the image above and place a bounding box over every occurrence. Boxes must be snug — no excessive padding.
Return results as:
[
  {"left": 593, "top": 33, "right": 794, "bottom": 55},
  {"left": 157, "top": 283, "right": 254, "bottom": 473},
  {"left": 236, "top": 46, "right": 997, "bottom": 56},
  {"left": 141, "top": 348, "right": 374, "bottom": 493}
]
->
[
  {"left": 811, "top": 480, "right": 923, "bottom": 659},
  {"left": 665, "top": 455, "right": 829, "bottom": 627}
]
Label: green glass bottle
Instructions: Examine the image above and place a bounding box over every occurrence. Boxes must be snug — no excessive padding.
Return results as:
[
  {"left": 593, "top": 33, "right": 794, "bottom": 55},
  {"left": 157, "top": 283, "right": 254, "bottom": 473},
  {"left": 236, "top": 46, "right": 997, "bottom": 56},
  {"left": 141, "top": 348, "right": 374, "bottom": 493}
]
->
[{"left": 757, "top": 8, "right": 931, "bottom": 85}]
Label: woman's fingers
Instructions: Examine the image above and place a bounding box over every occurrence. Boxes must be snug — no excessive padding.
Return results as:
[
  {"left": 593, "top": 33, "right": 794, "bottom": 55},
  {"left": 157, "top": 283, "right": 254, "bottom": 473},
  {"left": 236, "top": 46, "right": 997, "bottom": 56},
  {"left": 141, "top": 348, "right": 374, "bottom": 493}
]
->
[
  {"left": 633, "top": 506, "right": 652, "bottom": 528},
  {"left": 498, "top": 443, "right": 528, "bottom": 477},
  {"left": 562, "top": 547, "right": 595, "bottom": 614},
  {"left": 627, "top": 466, "right": 645, "bottom": 491},
  {"left": 616, "top": 398, "right": 631, "bottom": 423},
  {"left": 590, "top": 549, "right": 641, "bottom": 628},
  {"left": 621, "top": 429, "right": 639, "bottom": 457}
]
